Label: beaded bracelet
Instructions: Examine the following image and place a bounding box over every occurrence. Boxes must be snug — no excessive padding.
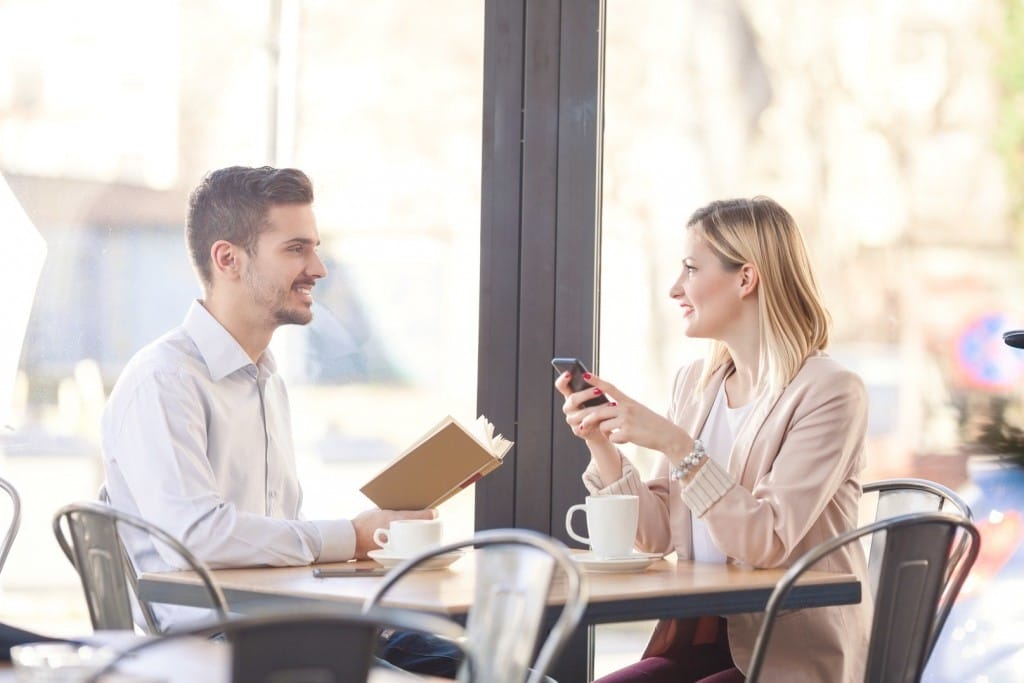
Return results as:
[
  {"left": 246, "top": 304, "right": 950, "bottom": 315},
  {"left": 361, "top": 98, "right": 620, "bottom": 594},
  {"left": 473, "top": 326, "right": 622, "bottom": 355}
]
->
[{"left": 669, "top": 438, "right": 707, "bottom": 482}]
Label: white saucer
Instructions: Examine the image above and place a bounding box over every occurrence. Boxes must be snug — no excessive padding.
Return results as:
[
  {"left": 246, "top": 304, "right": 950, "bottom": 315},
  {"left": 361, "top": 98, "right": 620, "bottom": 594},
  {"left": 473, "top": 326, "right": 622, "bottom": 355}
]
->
[
  {"left": 367, "top": 548, "right": 466, "bottom": 571},
  {"left": 571, "top": 551, "right": 663, "bottom": 573}
]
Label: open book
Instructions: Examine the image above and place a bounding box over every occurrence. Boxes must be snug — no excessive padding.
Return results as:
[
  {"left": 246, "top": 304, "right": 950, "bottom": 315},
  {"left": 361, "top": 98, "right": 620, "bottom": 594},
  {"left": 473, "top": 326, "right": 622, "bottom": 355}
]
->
[{"left": 359, "top": 415, "right": 514, "bottom": 510}]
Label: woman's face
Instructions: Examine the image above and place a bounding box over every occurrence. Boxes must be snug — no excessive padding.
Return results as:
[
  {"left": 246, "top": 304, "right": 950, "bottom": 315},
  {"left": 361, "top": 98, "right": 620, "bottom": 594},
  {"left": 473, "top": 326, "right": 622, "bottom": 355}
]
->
[{"left": 669, "top": 231, "right": 745, "bottom": 340}]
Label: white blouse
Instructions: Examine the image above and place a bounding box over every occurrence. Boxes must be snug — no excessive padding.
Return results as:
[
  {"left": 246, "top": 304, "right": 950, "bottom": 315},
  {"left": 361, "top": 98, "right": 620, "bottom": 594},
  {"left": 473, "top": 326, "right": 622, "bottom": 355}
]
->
[{"left": 691, "top": 381, "right": 753, "bottom": 562}]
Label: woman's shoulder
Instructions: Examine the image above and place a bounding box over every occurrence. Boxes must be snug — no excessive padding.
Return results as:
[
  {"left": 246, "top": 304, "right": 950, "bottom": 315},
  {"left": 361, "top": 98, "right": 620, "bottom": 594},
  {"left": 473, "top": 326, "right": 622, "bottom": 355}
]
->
[
  {"left": 793, "top": 353, "right": 866, "bottom": 394},
  {"left": 671, "top": 358, "right": 707, "bottom": 389}
]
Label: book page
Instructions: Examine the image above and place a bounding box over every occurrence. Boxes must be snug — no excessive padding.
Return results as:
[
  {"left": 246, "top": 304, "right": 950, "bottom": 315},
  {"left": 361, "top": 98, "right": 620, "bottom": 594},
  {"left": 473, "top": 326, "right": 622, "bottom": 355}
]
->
[{"left": 471, "top": 415, "right": 513, "bottom": 458}]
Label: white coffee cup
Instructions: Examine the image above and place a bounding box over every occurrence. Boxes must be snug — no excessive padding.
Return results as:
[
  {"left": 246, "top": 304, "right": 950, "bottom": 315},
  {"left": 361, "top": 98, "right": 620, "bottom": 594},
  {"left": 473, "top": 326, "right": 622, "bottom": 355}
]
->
[
  {"left": 373, "top": 518, "right": 443, "bottom": 557},
  {"left": 565, "top": 494, "right": 639, "bottom": 559}
]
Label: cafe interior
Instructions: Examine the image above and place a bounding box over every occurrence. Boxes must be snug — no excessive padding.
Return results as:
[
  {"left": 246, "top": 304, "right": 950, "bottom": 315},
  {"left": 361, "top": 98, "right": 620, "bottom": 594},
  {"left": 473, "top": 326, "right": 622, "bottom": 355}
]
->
[{"left": 1, "top": 0, "right": 1022, "bottom": 681}]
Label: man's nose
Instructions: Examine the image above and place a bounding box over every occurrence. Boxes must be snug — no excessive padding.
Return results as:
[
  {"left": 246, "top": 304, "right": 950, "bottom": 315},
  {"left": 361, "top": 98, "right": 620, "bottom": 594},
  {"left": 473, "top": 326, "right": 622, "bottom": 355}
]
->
[{"left": 309, "top": 252, "right": 328, "bottom": 279}]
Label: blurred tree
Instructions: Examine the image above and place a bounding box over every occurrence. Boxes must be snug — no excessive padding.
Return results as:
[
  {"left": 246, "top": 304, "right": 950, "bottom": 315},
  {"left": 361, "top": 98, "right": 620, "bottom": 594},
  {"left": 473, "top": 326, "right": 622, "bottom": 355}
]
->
[
  {"left": 996, "top": 0, "right": 1024, "bottom": 242},
  {"left": 961, "top": 394, "right": 1024, "bottom": 467}
]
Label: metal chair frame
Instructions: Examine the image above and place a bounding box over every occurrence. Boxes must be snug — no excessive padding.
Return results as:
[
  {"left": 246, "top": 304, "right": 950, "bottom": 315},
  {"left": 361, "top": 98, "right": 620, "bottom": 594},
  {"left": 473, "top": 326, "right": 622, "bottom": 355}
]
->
[
  {"left": 0, "top": 476, "right": 21, "bottom": 575},
  {"left": 85, "top": 606, "right": 474, "bottom": 683},
  {"left": 863, "top": 477, "right": 972, "bottom": 520},
  {"left": 862, "top": 476, "right": 974, "bottom": 658},
  {"left": 53, "top": 501, "right": 229, "bottom": 634},
  {"left": 746, "top": 511, "right": 980, "bottom": 683},
  {"left": 364, "top": 528, "right": 588, "bottom": 683}
]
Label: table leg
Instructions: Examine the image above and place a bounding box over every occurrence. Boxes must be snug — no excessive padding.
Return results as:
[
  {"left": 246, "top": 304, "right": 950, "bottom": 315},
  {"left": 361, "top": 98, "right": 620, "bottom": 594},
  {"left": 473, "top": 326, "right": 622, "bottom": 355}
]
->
[{"left": 546, "top": 621, "right": 594, "bottom": 683}]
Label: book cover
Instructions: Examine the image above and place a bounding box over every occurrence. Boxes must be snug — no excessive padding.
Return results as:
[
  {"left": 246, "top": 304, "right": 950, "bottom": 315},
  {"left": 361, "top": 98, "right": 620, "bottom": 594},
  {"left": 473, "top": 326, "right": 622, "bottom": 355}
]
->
[{"left": 359, "top": 415, "right": 513, "bottom": 510}]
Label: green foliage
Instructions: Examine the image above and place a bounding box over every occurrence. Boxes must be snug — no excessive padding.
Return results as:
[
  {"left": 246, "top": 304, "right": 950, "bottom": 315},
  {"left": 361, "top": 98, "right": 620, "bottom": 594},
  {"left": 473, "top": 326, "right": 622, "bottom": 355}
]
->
[
  {"left": 961, "top": 395, "right": 1024, "bottom": 466},
  {"left": 996, "top": 0, "right": 1024, "bottom": 233}
]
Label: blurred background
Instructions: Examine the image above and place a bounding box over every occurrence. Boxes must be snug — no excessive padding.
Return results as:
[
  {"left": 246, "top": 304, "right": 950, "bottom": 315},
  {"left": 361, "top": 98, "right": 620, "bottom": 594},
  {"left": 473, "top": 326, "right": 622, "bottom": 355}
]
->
[{"left": 1, "top": 1, "right": 1023, "bottom": 680}]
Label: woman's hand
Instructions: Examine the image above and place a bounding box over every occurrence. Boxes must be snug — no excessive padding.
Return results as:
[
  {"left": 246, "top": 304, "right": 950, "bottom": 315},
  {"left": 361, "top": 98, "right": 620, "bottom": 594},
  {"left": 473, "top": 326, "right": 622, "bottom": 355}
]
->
[
  {"left": 555, "top": 370, "right": 615, "bottom": 444},
  {"left": 568, "top": 372, "right": 694, "bottom": 461}
]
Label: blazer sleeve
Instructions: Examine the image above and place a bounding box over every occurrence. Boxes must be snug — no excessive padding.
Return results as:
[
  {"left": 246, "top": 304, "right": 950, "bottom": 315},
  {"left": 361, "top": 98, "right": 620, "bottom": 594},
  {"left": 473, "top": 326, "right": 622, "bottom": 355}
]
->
[
  {"left": 690, "top": 367, "right": 868, "bottom": 568},
  {"left": 579, "top": 364, "right": 694, "bottom": 554}
]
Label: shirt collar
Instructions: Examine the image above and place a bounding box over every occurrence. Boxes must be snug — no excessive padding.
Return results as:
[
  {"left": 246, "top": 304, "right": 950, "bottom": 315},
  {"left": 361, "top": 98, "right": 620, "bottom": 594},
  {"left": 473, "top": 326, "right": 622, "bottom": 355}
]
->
[{"left": 182, "top": 300, "right": 278, "bottom": 381}]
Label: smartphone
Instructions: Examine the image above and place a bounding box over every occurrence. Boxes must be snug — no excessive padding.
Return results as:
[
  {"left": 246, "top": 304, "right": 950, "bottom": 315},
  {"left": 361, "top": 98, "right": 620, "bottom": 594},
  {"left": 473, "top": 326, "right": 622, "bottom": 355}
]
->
[
  {"left": 313, "top": 566, "right": 389, "bottom": 578},
  {"left": 551, "top": 357, "right": 609, "bottom": 408}
]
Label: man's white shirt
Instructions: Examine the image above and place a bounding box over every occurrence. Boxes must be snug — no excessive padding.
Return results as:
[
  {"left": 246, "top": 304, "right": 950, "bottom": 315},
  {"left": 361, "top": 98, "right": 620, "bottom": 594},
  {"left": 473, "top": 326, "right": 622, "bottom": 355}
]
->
[{"left": 101, "top": 300, "right": 354, "bottom": 629}]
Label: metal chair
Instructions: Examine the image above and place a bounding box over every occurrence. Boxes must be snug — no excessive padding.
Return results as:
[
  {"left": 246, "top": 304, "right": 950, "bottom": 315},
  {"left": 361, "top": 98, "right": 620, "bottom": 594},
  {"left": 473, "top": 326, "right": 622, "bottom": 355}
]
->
[
  {"left": 85, "top": 606, "right": 474, "bottom": 683},
  {"left": 0, "top": 476, "right": 21, "bottom": 576},
  {"left": 746, "top": 511, "right": 980, "bottom": 683},
  {"left": 53, "top": 501, "right": 229, "bottom": 634},
  {"left": 863, "top": 477, "right": 972, "bottom": 523},
  {"left": 862, "top": 477, "right": 974, "bottom": 659},
  {"left": 364, "top": 528, "right": 588, "bottom": 683}
]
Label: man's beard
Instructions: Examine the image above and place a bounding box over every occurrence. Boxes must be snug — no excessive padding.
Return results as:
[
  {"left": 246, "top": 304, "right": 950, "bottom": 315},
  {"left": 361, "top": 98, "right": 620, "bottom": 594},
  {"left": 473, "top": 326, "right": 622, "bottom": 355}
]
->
[{"left": 243, "top": 267, "right": 313, "bottom": 326}]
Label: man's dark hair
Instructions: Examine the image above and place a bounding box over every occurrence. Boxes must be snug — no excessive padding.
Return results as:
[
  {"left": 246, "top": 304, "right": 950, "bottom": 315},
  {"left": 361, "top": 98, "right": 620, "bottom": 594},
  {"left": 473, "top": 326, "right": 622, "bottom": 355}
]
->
[{"left": 186, "top": 166, "right": 314, "bottom": 287}]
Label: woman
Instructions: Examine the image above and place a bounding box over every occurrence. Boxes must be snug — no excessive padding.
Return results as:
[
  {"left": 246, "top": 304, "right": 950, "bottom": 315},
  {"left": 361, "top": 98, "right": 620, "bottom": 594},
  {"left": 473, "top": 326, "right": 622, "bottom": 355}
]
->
[{"left": 556, "top": 197, "right": 871, "bottom": 682}]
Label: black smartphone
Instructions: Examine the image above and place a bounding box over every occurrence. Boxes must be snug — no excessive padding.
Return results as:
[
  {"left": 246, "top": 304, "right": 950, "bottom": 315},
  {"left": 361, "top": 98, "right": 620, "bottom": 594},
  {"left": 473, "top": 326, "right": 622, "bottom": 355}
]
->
[
  {"left": 551, "top": 357, "right": 609, "bottom": 408},
  {"left": 313, "top": 566, "right": 389, "bottom": 578}
]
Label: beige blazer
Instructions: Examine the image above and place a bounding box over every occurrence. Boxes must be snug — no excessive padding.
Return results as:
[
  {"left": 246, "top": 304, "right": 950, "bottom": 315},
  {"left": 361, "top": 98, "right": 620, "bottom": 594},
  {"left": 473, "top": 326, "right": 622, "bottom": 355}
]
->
[{"left": 586, "top": 353, "right": 872, "bottom": 682}]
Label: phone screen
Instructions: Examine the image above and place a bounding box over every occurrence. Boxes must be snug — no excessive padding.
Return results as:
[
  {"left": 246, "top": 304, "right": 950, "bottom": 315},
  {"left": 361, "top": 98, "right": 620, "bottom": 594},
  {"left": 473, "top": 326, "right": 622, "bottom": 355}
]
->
[{"left": 551, "top": 357, "right": 609, "bottom": 408}]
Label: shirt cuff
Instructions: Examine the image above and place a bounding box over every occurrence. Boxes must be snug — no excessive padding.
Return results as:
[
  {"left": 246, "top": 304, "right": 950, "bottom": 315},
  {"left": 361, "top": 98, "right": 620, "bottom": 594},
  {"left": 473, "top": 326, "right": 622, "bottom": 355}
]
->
[
  {"left": 311, "top": 519, "right": 357, "bottom": 563},
  {"left": 679, "top": 457, "right": 735, "bottom": 517},
  {"left": 582, "top": 458, "right": 645, "bottom": 496}
]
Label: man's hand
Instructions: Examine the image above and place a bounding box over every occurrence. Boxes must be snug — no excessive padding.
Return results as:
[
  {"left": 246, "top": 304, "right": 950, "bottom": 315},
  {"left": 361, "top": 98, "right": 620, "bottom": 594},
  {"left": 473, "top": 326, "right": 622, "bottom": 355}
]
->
[{"left": 352, "top": 508, "right": 437, "bottom": 559}]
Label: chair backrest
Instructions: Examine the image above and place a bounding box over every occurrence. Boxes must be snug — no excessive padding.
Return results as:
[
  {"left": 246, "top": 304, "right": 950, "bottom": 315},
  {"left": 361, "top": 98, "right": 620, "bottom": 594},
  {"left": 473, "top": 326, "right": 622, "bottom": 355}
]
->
[
  {"left": 363, "top": 528, "right": 588, "bottom": 683},
  {"left": 746, "top": 511, "right": 980, "bottom": 683},
  {"left": 862, "top": 476, "right": 973, "bottom": 659},
  {"left": 0, "top": 476, "right": 21, "bottom": 576},
  {"left": 52, "top": 501, "right": 229, "bottom": 634},
  {"left": 86, "top": 606, "right": 473, "bottom": 683},
  {"left": 863, "top": 477, "right": 971, "bottom": 519}
]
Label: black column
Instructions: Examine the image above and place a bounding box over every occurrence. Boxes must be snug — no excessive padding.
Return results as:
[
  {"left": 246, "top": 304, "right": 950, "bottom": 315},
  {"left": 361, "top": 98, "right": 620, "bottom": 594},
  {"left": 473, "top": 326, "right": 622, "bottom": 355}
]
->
[
  {"left": 478, "top": 2, "right": 605, "bottom": 678},
  {"left": 478, "top": 0, "right": 605, "bottom": 538}
]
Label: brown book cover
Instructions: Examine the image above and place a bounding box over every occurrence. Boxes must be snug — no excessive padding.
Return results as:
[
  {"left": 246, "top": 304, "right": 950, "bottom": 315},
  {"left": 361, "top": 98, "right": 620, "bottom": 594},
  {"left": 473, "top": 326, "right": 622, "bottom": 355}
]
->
[{"left": 359, "top": 415, "right": 513, "bottom": 510}]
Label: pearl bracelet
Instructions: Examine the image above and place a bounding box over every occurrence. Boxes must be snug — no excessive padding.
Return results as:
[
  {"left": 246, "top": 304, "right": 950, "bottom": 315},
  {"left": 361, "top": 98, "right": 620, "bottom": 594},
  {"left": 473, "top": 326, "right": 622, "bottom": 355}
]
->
[{"left": 670, "top": 438, "right": 707, "bottom": 482}]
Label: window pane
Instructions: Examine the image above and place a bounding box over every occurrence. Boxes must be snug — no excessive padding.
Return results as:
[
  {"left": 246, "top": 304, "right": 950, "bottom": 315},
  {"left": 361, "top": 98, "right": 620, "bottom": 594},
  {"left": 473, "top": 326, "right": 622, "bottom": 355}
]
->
[
  {"left": 599, "top": 1, "right": 1018, "bottom": 678},
  {"left": 0, "top": 0, "right": 482, "bottom": 634}
]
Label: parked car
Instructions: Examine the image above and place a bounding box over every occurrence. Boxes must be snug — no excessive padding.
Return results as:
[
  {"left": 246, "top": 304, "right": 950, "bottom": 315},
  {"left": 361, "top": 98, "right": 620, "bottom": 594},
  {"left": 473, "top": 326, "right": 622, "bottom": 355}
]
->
[{"left": 924, "top": 458, "right": 1024, "bottom": 681}]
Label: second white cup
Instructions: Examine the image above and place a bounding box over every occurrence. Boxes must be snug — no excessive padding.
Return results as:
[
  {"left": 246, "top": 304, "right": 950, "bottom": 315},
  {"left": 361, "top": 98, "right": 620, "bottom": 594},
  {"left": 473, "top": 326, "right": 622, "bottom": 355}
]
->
[
  {"left": 373, "top": 518, "right": 443, "bottom": 557},
  {"left": 565, "top": 494, "right": 639, "bottom": 559}
]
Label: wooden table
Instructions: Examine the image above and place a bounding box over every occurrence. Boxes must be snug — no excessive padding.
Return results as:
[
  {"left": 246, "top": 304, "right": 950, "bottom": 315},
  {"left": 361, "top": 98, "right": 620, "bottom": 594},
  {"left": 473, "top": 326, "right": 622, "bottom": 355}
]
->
[{"left": 139, "top": 553, "right": 861, "bottom": 682}]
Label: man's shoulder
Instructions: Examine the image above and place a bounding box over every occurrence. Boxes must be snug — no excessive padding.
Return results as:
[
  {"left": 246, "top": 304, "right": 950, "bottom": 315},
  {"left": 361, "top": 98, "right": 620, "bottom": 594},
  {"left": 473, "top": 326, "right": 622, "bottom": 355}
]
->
[{"left": 113, "top": 327, "right": 206, "bottom": 391}]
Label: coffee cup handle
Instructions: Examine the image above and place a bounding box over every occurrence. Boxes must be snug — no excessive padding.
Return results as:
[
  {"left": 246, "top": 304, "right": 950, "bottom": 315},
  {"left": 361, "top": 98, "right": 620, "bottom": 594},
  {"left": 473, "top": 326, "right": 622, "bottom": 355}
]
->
[
  {"left": 565, "top": 504, "right": 590, "bottom": 545},
  {"left": 372, "top": 528, "right": 390, "bottom": 548}
]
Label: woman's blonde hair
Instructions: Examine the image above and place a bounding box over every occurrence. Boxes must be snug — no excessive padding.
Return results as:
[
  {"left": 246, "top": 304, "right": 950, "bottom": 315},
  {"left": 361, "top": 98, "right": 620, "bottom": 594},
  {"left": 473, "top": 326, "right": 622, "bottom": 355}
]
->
[{"left": 688, "top": 196, "right": 830, "bottom": 395}]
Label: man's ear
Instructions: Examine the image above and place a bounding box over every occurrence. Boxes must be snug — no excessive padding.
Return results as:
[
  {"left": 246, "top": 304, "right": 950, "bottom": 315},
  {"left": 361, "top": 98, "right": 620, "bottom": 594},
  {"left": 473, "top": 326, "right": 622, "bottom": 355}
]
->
[
  {"left": 739, "top": 263, "right": 759, "bottom": 298},
  {"left": 210, "top": 240, "right": 242, "bottom": 281}
]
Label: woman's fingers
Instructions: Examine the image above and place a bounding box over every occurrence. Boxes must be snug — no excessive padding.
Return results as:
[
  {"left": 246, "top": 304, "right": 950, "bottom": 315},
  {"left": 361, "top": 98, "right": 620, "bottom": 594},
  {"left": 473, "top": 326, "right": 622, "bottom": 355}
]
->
[
  {"left": 580, "top": 373, "right": 630, "bottom": 403},
  {"left": 554, "top": 370, "right": 574, "bottom": 397}
]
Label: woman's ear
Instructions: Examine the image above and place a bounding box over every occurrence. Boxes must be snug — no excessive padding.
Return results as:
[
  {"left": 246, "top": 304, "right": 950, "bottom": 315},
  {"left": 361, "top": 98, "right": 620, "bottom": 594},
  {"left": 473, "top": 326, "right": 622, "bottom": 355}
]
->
[
  {"left": 210, "top": 240, "right": 241, "bottom": 281},
  {"left": 739, "top": 263, "right": 759, "bottom": 298}
]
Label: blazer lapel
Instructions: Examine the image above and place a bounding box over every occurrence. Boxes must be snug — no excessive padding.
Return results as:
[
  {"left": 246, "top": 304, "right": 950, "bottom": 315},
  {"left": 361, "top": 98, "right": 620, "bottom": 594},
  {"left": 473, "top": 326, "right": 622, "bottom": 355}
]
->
[
  {"left": 684, "top": 364, "right": 730, "bottom": 443},
  {"left": 730, "top": 383, "right": 785, "bottom": 482}
]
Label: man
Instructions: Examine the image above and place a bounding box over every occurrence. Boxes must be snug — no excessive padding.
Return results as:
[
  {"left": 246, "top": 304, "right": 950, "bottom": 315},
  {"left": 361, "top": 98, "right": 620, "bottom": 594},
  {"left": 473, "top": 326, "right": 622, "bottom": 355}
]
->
[{"left": 101, "top": 166, "right": 458, "bottom": 676}]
